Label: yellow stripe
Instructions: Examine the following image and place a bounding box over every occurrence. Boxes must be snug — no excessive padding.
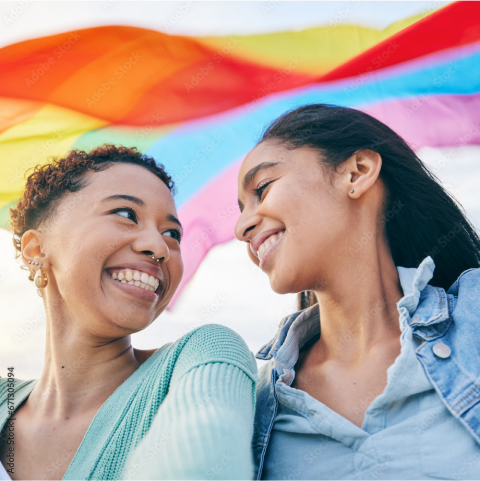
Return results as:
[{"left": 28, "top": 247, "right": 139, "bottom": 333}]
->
[
  {"left": 195, "top": 12, "right": 430, "bottom": 75},
  {"left": 0, "top": 103, "right": 108, "bottom": 207},
  {"left": 0, "top": 96, "right": 46, "bottom": 135}
]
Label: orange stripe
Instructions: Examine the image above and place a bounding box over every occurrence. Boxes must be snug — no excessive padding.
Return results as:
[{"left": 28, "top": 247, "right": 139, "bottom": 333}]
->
[
  {"left": 0, "top": 26, "right": 312, "bottom": 125},
  {"left": 0, "top": 97, "right": 45, "bottom": 135}
]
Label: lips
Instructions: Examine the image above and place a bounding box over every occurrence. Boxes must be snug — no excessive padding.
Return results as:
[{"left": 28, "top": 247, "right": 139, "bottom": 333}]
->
[
  {"left": 250, "top": 228, "right": 285, "bottom": 257},
  {"left": 250, "top": 228, "right": 285, "bottom": 267},
  {"left": 105, "top": 271, "right": 161, "bottom": 302},
  {"left": 104, "top": 261, "right": 166, "bottom": 302},
  {"left": 105, "top": 261, "right": 164, "bottom": 283}
]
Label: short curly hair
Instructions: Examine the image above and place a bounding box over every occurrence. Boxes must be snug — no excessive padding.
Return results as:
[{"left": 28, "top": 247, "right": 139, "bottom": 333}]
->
[{"left": 10, "top": 144, "right": 174, "bottom": 281}]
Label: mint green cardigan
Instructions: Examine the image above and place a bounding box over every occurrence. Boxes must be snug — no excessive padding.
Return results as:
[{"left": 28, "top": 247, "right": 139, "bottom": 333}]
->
[{"left": 0, "top": 324, "right": 257, "bottom": 479}]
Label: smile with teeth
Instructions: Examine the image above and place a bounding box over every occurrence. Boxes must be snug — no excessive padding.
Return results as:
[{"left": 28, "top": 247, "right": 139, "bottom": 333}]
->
[
  {"left": 108, "top": 269, "right": 160, "bottom": 292},
  {"left": 257, "top": 231, "right": 284, "bottom": 262}
]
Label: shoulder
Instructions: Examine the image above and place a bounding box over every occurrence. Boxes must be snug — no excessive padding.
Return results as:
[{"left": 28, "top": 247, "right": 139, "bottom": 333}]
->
[
  {"left": 448, "top": 267, "right": 480, "bottom": 297},
  {"left": 0, "top": 376, "right": 28, "bottom": 391},
  {"left": 0, "top": 378, "right": 34, "bottom": 406},
  {"left": 447, "top": 267, "right": 480, "bottom": 331},
  {"left": 0, "top": 377, "right": 8, "bottom": 400},
  {"left": 171, "top": 324, "right": 257, "bottom": 382},
  {"left": 134, "top": 342, "right": 175, "bottom": 365}
]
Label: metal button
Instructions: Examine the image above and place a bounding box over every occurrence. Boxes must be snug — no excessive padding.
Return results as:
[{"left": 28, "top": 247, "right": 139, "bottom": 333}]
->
[{"left": 433, "top": 343, "right": 451, "bottom": 359}]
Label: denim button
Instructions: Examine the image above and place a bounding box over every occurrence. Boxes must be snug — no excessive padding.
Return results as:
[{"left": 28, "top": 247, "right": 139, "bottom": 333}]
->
[{"left": 433, "top": 343, "right": 451, "bottom": 359}]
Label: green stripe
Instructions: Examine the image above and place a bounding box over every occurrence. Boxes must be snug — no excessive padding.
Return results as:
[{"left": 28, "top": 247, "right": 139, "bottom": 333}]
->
[
  {"left": 72, "top": 124, "right": 175, "bottom": 153},
  {"left": 0, "top": 200, "right": 16, "bottom": 230}
]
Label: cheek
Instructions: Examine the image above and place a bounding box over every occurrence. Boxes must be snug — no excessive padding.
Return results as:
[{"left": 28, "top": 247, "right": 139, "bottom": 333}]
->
[
  {"left": 50, "top": 220, "right": 114, "bottom": 296},
  {"left": 269, "top": 196, "right": 348, "bottom": 292},
  {"left": 167, "top": 249, "right": 184, "bottom": 289},
  {"left": 247, "top": 245, "right": 259, "bottom": 266},
  {"left": 61, "top": 248, "right": 104, "bottom": 302}
]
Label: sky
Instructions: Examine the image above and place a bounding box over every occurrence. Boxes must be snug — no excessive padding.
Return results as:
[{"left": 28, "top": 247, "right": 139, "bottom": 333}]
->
[
  {"left": 2, "top": 0, "right": 475, "bottom": 380},
  {"left": 0, "top": 1, "right": 451, "bottom": 47}
]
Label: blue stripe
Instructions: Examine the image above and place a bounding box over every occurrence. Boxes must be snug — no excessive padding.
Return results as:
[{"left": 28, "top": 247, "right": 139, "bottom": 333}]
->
[{"left": 146, "top": 46, "right": 480, "bottom": 207}]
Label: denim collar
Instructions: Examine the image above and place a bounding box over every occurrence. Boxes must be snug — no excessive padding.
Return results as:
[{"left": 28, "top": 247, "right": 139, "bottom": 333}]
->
[{"left": 256, "top": 256, "right": 452, "bottom": 361}]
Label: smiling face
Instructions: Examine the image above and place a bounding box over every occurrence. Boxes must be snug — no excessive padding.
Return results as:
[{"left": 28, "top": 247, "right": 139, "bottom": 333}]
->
[
  {"left": 30, "top": 163, "right": 183, "bottom": 337},
  {"left": 235, "top": 141, "right": 382, "bottom": 294}
]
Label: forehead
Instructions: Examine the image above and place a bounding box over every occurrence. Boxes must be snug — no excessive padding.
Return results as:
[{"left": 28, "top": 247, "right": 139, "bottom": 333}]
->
[
  {"left": 238, "top": 141, "right": 322, "bottom": 190},
  {"left": 240, "top": 142, "right": 288, "bottom": 171},
  {"left": 86, "top": 163, "right": 176, "bottom": 211},
  {"left": 238, "top": 142, "right": 285, "bottom": 186}
]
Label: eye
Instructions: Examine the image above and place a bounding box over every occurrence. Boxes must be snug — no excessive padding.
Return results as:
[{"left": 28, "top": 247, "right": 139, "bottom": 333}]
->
[
  {"left": 163, "top": 229, "right": 182, "bottom": 242},
  {"left": 253, "top": 180, "right": 274, "bottom": 202},
  {"left": 111, "top": 207, "right": 137, "bottom": 223}
]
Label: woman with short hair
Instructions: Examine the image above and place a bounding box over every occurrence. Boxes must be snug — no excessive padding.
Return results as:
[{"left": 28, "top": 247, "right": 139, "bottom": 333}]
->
[
  {"left": 0, "top": 144, "right": 257, "bottom": 480},
  {"left": 235, "top": 104, "right": 480, "bottom": 480}
]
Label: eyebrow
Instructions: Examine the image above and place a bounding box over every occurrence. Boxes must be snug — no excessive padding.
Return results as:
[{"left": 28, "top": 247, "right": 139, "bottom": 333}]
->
[
  {"left": 242, "top": 161, "right": 280, "bottom": 190},
  {"left": 238, "top": 161, "right": 280, "bottom": 212},
  {"left": 102, "top": 195, "right": 183, "bottom": 230},
  {"left": 101, "top": 194, "right": 144, "bottom": 207},
  {"left": 167, "top": 214, "right": 183, "bottom": 230}
]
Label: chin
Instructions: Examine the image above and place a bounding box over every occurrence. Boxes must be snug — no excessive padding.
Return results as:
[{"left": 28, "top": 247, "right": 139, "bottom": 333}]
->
[
  {"left": 269, "top": 277, "right": 297, "bottom": 295},
  {"left": 114, "top": 318, "right": 152, "bottom": 334}
]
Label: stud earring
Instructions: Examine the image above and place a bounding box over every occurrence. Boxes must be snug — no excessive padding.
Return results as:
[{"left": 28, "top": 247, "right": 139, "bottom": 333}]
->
[
  {"left": 34, "top": 265, "right": 48, "bottom": 289},
  {"left": 350, "top": 189, "right": 354, "bottom": 193}
]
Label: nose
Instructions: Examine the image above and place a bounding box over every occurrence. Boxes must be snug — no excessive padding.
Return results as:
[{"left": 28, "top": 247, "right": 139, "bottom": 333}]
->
[
  {"left": 143, "top": 249, "right": 168, "bottom": 263},
  {"left": 131, "top": 225, "right": 170, "bottom": 262},
  {"left": 234, "top": 208, "right": 260, "bottom": 242}
]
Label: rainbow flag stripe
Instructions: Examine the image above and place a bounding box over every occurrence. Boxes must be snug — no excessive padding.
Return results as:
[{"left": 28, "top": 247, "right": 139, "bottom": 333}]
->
[{"left": 1, "top": 1, "right": 479, "bottom": 303}]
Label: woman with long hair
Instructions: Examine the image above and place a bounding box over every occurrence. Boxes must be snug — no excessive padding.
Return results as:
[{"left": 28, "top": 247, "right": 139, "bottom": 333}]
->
[
  {"left": 235, "top": 104, "right": 480, "bottom": 479},
  {"left": 0, "top": 145, "right": 257, "bottom": 480}
]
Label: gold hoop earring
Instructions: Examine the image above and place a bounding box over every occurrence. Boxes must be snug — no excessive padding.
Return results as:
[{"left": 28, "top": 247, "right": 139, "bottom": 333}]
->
[{"left": 34, "top": 266, "right": 48, "bottom": 288}]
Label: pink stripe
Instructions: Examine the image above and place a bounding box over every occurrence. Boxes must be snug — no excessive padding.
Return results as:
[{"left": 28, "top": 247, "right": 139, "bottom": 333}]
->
[
  {"left": 169, "top": 160, "right": 242, "bottom": 307},
  {"left": 362, "top": 93, "right": 480, "bottom": 149},
  {"left": 168, "top": 92, "right": 480, "bottom": 308}
]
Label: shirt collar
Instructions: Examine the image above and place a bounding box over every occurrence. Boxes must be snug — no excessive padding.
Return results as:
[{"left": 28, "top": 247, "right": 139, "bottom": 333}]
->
[{"left": 256, "top": 256, "right": 449, "bottom": 361}]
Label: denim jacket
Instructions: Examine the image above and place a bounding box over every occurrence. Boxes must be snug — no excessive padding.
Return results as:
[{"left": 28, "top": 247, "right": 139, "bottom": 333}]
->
[{"left": 252, "top": 257, "right": 480, "bottom": 479}]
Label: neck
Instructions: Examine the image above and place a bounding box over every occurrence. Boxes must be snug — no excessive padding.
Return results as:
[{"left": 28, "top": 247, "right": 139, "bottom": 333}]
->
[
  {"left": 29, "top": 303, "right": 141, "bottom": 419},
  {"left": 313, "top": 243, "right": 403, "bottom": 363}
]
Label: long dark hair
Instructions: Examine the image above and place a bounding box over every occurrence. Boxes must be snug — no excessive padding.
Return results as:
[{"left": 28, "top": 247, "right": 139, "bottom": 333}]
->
[{"left": 259, "top": 104, "right": 480, "bottom": 310}]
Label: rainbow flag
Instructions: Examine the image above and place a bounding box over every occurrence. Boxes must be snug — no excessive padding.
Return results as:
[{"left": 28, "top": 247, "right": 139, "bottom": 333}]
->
[{"left": 1, "top": 1, "right": 479, "bottom": 304}]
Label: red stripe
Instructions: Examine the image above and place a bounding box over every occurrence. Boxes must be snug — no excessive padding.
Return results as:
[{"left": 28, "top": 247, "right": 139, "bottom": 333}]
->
[
  {"left": 120, "top": 54, "right": 310, "bottom": 125},
  {"left": 0, "top": 26, "right": 312, "bottom": 126},
  {"left": 1, "top": 3, "right": 478, "bottom": 126},
  {"left": 320, "top": 2, "right": 480, "bottom": 81}
]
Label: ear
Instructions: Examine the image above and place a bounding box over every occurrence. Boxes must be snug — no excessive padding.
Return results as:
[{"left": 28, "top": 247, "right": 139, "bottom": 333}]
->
[
  {"left": 344, "top": 149, "right": 382, "bottom": 199},
  {"left": 21, "top": 229, "right": 50, "bottom": 270}
]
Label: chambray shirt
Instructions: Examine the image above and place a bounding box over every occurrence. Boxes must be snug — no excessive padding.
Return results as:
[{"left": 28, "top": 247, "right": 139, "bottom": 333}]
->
[{"left": 262, "top": 264, "right": 480, "bottom": 480}]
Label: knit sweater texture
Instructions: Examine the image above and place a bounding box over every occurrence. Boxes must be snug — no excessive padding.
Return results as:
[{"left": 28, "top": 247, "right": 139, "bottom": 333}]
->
[{"left": 0, "top": 324, "right": 257, "bottom": 480}]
